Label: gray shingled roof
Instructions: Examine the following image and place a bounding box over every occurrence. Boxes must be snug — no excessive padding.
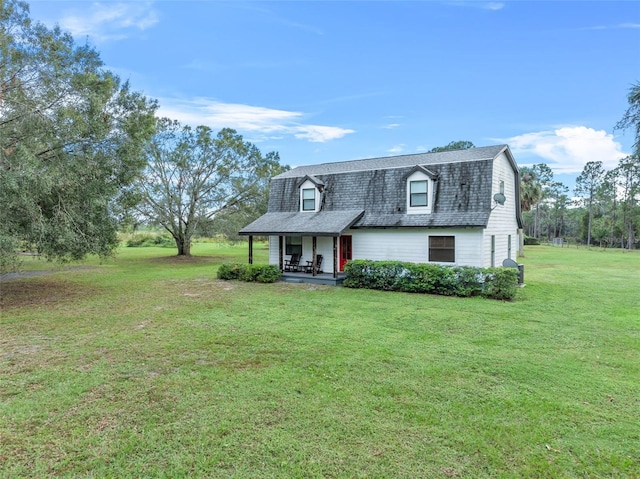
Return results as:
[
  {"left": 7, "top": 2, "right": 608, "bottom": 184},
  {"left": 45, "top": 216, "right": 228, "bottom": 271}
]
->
[
  {"left": 275, "top": 144, "right": 509, "bottom": 179},
  {"left": 240, "top": 210, "right": 365, "bottom": 237},
  {"left": 240, "top": 145, "right": 523, "bottom": 235}
]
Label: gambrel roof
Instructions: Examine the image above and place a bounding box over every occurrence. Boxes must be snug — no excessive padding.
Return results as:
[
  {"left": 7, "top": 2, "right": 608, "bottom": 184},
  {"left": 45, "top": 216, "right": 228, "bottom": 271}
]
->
[
  {"left": 240, "top": 145, "right": 523, "bottom": 236},
  {"left": 274, "top": 145, "right": 512, "bottom": 178}
]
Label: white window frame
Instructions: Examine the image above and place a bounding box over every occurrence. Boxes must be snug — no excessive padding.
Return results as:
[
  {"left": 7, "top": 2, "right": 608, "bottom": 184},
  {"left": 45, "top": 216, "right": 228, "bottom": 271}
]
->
[
  {"left": 410, "top": 180, "right": 428, "bottom": 207},
  {"left": 302, "top": 188, "right": 316, "bottom": 211},
  {"left": 299, "top": 179, "right": 320, "bottom": 212},
  {"left": 406, "top": 171, "right": 433, "bottom": 214}
]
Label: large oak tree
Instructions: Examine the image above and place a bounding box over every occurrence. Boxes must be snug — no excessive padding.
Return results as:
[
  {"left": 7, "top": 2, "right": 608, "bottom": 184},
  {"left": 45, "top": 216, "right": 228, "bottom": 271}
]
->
[
  {"left": 136, "top": 119, "right": 286, "bottom": 256},
  {"left": 0, "top": 0, "right": 157, "bottom": 271}
]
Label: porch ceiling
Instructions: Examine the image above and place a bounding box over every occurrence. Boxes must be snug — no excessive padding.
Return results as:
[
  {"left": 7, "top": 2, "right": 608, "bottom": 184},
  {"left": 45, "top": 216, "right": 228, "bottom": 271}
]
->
[{"left": 239, "top": 210, "right": 365, "bottom": 237}]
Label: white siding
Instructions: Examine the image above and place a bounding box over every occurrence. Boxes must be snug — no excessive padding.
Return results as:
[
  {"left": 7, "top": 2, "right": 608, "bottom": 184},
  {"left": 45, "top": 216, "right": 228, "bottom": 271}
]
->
[
  {"left": 301, "top": 236, "right": 335, "bottom": 273},
  {"left": 346, "top": 228, "right": 485, "bottom": 267},
  {"left": 269, "top": 235, "right": 336, "bottom": 273},
  {"left": 268, "top": 236, "right": 280, "bottom": 265},
  {"left": 483, "top": 152, "right": 521, "bottom": 267}
]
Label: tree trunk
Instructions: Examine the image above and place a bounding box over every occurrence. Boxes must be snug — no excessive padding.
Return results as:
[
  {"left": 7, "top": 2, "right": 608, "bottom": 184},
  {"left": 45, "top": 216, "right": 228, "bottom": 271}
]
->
[
  {"left": 175, "top": 236, "right": 191, "bottom": 256},
  {"left": 587, "top": 198, "right": 592, "bottom": 248},
  {"left": 628, "top": 221, "right": 636, "bottom": 250}
]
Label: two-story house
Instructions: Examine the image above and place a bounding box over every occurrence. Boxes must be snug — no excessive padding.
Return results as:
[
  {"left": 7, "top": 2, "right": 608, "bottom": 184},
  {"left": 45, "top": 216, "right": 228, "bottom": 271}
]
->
[{"left": 239, "top": 144, "right": 524, "bottom": 282}]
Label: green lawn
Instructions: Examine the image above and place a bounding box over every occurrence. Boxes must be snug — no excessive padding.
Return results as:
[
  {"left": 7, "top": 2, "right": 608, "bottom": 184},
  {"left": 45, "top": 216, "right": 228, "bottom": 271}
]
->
[{"left": 1, "top": 243, "right": 639, "bottom": 478}]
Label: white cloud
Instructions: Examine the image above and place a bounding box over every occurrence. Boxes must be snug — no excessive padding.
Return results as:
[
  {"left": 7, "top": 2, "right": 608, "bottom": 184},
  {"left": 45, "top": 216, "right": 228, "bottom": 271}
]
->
[
  {"left": 157, "top": 98, "right": 355, "bottom": 143},
  {"left": 59, "top": 2, "right": 159, "bottom": 42},
  {"left": 502, "top": 126, "right": 628, "bottom": 174},
  {"left": 293, "top": 125, "right": 354, "bottom": 142},
  {"left": 387, "top": 145, "right": 405, "bottom": 154},
  {"left": 483, "top": 3, "right": 505, "bottom": 11},
  {"left": 382, "top": 123, "right": 401, "bottom": 130},
  {"left": 446, "top": 1, "right": 504, "bottom": 11},
  {"left": 583, "top": 23, "right": 640, "bottom": 31}
]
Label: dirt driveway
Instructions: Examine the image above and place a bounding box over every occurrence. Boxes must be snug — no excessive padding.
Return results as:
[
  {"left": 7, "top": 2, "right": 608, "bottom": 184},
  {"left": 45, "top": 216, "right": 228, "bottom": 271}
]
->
[{"left": 0, "top": 266, "right": 95, "bottom": 283}]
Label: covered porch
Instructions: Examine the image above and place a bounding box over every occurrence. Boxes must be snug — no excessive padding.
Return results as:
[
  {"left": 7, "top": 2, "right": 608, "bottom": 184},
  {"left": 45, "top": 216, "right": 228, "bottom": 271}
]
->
[
  {"left": 280, "top": 271, "right": 346, "bottom": 286},
  {"left": 239, "top": 210, "right": 364, "bottom": 284}
]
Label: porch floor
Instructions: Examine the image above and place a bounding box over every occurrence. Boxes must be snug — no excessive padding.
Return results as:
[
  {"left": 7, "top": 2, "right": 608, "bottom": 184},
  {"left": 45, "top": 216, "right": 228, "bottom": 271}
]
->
[{"left": 281, "top": 271, "right": 345, "bottom": 286}]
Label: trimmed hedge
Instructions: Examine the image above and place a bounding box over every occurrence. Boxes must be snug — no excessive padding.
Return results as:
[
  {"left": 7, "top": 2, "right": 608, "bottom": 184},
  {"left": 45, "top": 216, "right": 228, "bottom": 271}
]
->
[
  {"left": 217, "top": 263, "right": 281, "bottom": 283},
  {"left": 343, "top": 260, "right": 518, "bottom": 300}
]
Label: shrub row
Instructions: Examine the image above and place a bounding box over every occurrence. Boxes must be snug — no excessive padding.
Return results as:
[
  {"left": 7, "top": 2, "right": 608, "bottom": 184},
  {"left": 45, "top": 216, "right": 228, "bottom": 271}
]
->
[
  {"left": 126, "top": 233, "right": 174, "bottom": 248},
  {"left": 343, "top": 260, "right": 518, "bottom": 300},
  {"left": 217, "top": 263, "right": 282, "bottom": 283}
]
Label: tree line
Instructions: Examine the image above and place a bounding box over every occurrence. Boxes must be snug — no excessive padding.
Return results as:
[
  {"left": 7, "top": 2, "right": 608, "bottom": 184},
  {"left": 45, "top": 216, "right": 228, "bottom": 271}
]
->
[
  {"left": 1, "top": 0, "right": 638, "bottom": 272},
  {"left": 519, "top": 139, "right": 639, "bottom": 249}
]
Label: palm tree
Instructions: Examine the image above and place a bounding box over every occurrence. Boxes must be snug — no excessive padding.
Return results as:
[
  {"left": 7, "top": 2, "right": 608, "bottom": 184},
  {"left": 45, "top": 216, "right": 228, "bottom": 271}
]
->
[
  {"left": 518, "top": 167, "right": 543, "bottom": 257},
  {"left": 520, "top": 167, "right": 543, "bottom": 212}
]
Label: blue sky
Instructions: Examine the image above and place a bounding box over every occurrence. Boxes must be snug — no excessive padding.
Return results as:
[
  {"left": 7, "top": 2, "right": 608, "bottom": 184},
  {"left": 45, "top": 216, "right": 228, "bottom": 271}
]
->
[{"left": 29, "top": 1, "right": 640, "bottom": 190}]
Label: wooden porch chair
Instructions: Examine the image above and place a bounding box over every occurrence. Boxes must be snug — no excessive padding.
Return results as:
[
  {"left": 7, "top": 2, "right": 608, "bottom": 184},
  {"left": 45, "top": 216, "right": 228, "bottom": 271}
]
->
[
  {"left": 304, "top": 254, "right": 323, "bottom": 274},
  {"left": 284, "top": 253, "right": 302, "bottom": 272}
]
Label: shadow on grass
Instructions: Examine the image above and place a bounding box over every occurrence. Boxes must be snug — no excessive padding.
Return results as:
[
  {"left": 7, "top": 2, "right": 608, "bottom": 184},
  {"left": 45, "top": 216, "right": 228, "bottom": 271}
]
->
[
  {"left": 144, "top": 255, "right": 227, "bottom": 265},
  {"left": 0, "top": 278, "right": 101, "bottom": 310}
]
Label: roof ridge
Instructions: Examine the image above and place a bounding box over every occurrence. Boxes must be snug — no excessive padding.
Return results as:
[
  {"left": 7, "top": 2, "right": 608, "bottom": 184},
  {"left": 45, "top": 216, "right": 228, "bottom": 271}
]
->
[{"left": 275, "top": 144, "right": 508, "bottom": 179}]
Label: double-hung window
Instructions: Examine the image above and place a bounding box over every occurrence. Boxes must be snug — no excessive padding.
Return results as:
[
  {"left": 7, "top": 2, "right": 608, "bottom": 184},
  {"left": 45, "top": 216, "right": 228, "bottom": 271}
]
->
[
  {"left": 405, "top": 168, "right": 434, "bottom": 214},
  {"left": 302, "top": 188, "right": 316, "bottom": 211},
  {"left": 410, "top": 180, "right": 428, "bottom": 207}
]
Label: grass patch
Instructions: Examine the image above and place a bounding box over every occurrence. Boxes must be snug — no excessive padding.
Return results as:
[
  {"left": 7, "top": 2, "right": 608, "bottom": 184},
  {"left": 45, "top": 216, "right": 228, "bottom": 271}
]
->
[{"left": 1, "top": 244, "right": 639, "bottom": 477}]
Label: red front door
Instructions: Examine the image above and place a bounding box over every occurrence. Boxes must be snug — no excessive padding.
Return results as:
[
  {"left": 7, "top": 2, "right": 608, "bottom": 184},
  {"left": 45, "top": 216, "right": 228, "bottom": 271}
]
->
[{"left": 340, "top": 236, "right": 352, "bottom": 271}]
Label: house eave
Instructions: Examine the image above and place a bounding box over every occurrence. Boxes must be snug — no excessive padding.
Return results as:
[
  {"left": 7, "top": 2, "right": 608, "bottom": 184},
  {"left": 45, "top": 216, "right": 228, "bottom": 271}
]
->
[
  {"left": 239, "top": 210, "right": 365, "bottom": 237},
  {"left": 349, "top": 224, "right": 485, "bottom": 230}
]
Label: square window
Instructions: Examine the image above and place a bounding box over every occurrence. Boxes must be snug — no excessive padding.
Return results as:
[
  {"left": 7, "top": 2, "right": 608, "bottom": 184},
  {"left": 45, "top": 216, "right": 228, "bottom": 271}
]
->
[
  {"left": 302, "top": 188, "right": 316, "bottom": 211},
  {"left": 429, "top": 236, "right": 455, "bottom": 262},
  {"left": 410, "top": 180, "right": 428, "bottom": 207},
  {"left": 286, "top": 236, "right": 302, "bottom": 255}
]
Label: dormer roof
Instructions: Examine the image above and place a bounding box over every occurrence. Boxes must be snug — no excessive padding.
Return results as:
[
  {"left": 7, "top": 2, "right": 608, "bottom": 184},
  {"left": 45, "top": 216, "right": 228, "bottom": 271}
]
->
[
  {"left": 296, "top": 175, "right": 325, "bottom": 189},
  {"left": 402, "top": 165, "right": 439, "bottom": 181}
]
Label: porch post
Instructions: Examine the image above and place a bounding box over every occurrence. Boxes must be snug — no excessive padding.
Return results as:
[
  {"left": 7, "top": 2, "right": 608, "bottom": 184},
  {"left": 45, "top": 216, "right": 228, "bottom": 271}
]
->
[
  {"left": 278, "top": 236, "right": 284, "bottom": 271},
  {"left": 312, "top": 236, "right": 317, "bottom": 277},
  {"left": 248, "top": 236, "right": 253, "bottom": 264},
  {"left": 333, "top": 236, "right": 338, "bottom": 279}
]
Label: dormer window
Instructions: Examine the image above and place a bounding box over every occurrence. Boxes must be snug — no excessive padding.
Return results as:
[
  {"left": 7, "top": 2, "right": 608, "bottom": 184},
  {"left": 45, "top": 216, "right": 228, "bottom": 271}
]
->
[
  {"left": 302, "top": 188, "right": 316, "bottom": 211},
  {"left": 298, "top": 175, "right": 324, "bottom": 213},
  {"left": 410, "top": 180, "right": 428, "bottom": 207},
  {"left": 405, "top": 166, "right": 437, "bottom": 214}
]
